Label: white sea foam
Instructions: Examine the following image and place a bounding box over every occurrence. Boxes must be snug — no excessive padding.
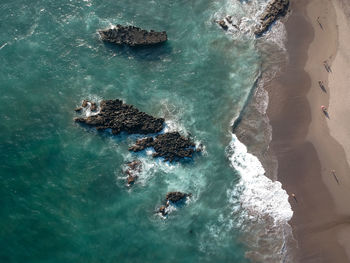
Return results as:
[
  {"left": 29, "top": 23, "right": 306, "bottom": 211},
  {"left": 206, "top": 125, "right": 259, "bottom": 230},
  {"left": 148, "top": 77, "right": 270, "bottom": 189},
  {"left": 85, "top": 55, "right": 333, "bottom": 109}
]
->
[
  {"left": 79, "top": 96, "right": 102, "bottom": 117},
  {"left": 227, "top": 134, "right": 292, "bottom": 223},
  {"left": 263, "top": 20, "right": 288, "bottom": 51},
  {"left": 158, "top": 100, "right": 189, "bottom": 136},
  {"left": 0, "top": 42, "right": 8, "bottom": 50},
  {"left": 212, "top": 0, "right": 288, "bottom": 52},
  {"left": 226, "top": 134, "right": 295, "bottom": 262}
]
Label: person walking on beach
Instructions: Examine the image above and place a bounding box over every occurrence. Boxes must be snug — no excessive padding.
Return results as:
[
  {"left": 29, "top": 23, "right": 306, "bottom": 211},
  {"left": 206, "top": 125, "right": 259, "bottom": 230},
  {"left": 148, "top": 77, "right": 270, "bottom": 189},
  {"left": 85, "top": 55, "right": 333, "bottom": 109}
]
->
[
  {"left": 321, "top": 105, "right": 329, "bottom": 118},
  {"left": 318, "top": 80, "right": 327, "bottom": 92},
  {"left": 331, "top": 170, "right": 339, "bottom": 184},
  {"left": 323, "top": 60, "right": 332, "bottom": 73},
  {"left": 317, "top": 16, "right": 324, "bottom": 30}
]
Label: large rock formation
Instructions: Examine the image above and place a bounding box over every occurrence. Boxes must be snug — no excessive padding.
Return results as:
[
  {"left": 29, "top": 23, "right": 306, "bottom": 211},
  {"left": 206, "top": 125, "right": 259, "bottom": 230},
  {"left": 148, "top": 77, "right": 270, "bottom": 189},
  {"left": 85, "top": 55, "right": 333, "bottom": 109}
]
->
[
  {"left": 74, "top": 99, "right": 164, "bottom": 135},
  {"left": 129, "top": 132, "right": 197, "bottom": 162},
  {"left": 254, "top": 0, "right": 289, "bottom": 36},
  {"left": 99, "top": 25, "right": 167, "bottom": 46}
]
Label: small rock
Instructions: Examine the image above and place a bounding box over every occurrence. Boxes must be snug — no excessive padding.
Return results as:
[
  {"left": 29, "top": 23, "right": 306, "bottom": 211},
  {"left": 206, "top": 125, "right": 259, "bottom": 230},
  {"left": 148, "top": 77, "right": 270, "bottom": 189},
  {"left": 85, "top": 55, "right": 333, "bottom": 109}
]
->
[
  {"left": 218, "top": 20, "right": 228, "bottom": 30},
  {"left": 166, "top": 191, "right": 189, "bottom": 203},
  {"left": 90, "top": 102, "right": 97, "bottom": 112},
  {"left": 127, "top": 175, "right": 137, "bottom": 185},
  {"left": 124, "top": 160, "right": 142, "bottom": 186},
  {"left": 158, "top": 205, "right": 168, "bottom": 216},
  {"left": 127, "top": 160, "right": 142, "bottom": 171},
  {"left": 82, "top": 100, "right": 89, "bottom": 108}
]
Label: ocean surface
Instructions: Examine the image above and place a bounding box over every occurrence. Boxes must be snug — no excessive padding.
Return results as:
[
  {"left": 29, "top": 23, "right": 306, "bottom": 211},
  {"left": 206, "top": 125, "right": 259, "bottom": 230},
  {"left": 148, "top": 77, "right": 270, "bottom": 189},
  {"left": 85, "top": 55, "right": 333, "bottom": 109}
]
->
[{"left": 0, "top": 0, "right": 293, "bottom": 262}]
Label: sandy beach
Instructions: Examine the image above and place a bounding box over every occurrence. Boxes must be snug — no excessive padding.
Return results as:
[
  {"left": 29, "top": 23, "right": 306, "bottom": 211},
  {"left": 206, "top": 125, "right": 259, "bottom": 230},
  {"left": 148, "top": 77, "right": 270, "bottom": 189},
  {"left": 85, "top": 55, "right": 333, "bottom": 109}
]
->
[{"left": 266, "top": 0, "right": 350, "bottom": 261}]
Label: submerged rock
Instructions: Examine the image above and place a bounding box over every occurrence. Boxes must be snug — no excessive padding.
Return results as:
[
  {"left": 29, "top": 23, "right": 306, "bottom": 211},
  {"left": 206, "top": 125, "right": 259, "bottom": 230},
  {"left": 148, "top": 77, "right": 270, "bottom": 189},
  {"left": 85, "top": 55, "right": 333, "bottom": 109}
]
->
[
  {"left": 254, "top": 0, "right": 289, "bottom": 36},
  {"left": 74, "top": 106, "right": 83, "bottom": 112},
  {"left": 82, "top": 100, "right": 89, "bottom": 108},
  {"left": 127, "top": 160, "right": 142, "bottom": 172},
  {"left": 216, "top": 16, "right": 240, "bottom": 32},
  {"left": 218, "top": 19, "right": 228, "bottom": 30},
  {"left": 90, "top": 102, "right": 98, "bottom": 112},
  {"left": 74, "top": 99, "right": 164, "bottom": 135},
  {"left": 99, "top": 25, "right": 167, "bottom": 46},
  {"left": 129, "top": 132, "right": 197, "bottom": 162},
  {"left": 124, "top": 160, "right": 142, "bottom": 186},
  {"left": 127, "top": 175, "right": 137, "bottom": 185}
]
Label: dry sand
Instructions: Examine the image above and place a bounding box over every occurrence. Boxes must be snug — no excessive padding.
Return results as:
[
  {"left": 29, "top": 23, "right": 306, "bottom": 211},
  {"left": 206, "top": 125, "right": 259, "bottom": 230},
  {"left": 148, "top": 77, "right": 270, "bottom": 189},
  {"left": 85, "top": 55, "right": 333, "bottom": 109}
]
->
[{"left": 266, "top": 0, "right": 350, "bottom": 262}]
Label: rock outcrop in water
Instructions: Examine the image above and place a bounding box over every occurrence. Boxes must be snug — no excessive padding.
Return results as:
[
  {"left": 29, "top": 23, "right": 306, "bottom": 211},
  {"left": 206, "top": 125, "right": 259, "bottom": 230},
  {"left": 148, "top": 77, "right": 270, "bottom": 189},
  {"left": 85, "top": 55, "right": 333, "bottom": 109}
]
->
[
  {"left": 99, "top": 25, "right": 167, "bottom": 46},
  {"left": 129, "top": 132, "right": 196, "bottom": 162},
  {"left": 216, "top": 16, "right": 240, "bottom": 31},
  {"left": 157, "top": 191, "right": 191, "bottom": 216},
  {"left": 124, "top": 160, "right": 142, "bottom": 186},
  {"left": 74, "top": 99, "right": 165, "bottom": 135},
  {"left": 254, "top": 0, "right": 289, "bottom": 36},
  {"left": 166, "top": 192, "right": 190, "bottom": 203},
  {"left": 216, "top": 0, "right": 289, "bottom": 36}
]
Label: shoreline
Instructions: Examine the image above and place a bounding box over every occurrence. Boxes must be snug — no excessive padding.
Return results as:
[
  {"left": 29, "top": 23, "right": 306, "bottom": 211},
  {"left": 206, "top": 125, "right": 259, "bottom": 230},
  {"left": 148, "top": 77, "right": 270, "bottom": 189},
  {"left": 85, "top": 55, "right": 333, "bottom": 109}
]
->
[{"left": 265, "top": 0, "right": 350, "bottom": 261}]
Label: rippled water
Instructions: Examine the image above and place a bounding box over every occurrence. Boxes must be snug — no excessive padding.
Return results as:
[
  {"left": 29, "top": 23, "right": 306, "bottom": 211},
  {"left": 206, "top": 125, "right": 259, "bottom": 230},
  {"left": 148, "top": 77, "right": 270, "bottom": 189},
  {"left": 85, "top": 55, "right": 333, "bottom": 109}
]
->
[{"left": 0, "top": 0, "right": 292, "bottom": 262}]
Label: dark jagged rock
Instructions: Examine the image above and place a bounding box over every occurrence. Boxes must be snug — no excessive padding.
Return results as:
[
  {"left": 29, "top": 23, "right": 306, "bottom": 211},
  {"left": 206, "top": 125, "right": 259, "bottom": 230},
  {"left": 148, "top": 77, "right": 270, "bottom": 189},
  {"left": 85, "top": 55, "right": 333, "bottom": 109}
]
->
[
  {"left": 156, "top": 191, "right": 191, "bottom": 217},
  {"left": 129, "top": 132, "right": 197, "bottom": 162},
  {"left": 218, "top": 20, "right": 228, "bottom": 30},
  {"left": 166, "top": 192, "right": 190, "bottom": 203},
  {"left": 127, "top": 160, "right": 142, "bottom": 171},
  {"left": 254, "top": 0, "right": 289, "bottom": 36},
  {"left": 99, "top": 25, "right": 167, "bottom": 46},
  {"left": 74, "top": 99, "right": 164, "bottom": 135}
]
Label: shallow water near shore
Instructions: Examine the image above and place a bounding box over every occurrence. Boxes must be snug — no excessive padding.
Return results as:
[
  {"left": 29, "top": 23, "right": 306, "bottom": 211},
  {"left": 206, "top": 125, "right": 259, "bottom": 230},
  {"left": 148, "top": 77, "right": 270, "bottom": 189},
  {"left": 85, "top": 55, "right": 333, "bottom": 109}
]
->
[{"left": 0, "top": 0, "right": 292, "bottom": 262}]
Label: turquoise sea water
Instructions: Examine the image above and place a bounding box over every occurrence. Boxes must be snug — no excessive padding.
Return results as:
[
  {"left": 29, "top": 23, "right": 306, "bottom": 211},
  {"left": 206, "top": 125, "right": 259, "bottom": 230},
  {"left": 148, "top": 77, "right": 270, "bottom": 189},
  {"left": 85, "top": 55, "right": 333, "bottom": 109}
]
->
[{"left": 0, "top": 0, "right": 292, "bottom": 262}]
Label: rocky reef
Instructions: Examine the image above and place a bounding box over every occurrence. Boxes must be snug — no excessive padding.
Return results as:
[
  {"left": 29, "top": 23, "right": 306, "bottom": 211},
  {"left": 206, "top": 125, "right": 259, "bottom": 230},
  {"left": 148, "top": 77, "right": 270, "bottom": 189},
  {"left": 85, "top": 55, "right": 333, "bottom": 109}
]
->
[
  {"left": 74, "top": 99, "right": 164, "bottom": 135},
  {"left": 254, "top": 0, "right": 289, "bottom": 36},
  {"left": 99, "top": 25, "right": 167, "bottom": 46},
  {"left": 129, "top": 132, "right": 196, "bottom": 162},
  {"left": 157, "top": 192, "right": 191, "bottom": 216}
]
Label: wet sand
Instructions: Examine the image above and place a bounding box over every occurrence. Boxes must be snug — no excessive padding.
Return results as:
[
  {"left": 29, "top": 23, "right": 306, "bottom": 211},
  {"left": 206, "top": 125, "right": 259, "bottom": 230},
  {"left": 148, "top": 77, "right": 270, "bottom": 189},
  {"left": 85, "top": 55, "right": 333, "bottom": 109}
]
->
[{"left": 266, "top": 0, "right": 350, "bottom": 262}]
